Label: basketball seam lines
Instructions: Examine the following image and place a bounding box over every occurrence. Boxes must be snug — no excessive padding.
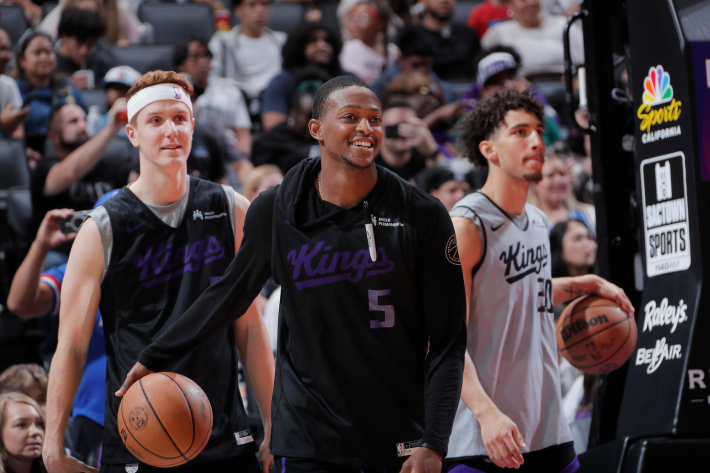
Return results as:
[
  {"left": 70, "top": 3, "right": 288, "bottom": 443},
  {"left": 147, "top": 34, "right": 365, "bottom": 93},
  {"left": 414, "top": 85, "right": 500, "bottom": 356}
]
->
[
  {"left": 139, "top": 378, "right": 190, "bottom": 462},
  {"left": 560, "top": 305, "right": 624, "bottom": 324},
  {"left": 159, "top": 373, "right": 197, "bottom": 457},
  {"left": 119, "top": 396, "right": 183, "bottom": 460},
  {"left": 560, "top": 317, "right": 632, "bottom": 352}
]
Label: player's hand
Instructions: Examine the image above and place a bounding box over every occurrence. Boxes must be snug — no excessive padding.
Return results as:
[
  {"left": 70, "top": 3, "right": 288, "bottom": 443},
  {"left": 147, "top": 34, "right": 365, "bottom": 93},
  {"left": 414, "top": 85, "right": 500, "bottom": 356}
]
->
[
  {"left": 43, "top": 449, "right": 99, "bottom": 473},
  {"left": 115, "top": 362, "right": 154, "bottom": 397},
  {"left": 478, "top": 407, "right": 525, "bottom": 468},
  {"left": 36, "top": 209, "right": 77, "bottom": 251},
  {"left": 399, "top": 446, "right": 442, "bottom": 473},
  {"left": 258, "top": 432, "right": 274, "bottom": 471},
  {"left": 586, "top": 274, "right": 635, "bottom": 315}
]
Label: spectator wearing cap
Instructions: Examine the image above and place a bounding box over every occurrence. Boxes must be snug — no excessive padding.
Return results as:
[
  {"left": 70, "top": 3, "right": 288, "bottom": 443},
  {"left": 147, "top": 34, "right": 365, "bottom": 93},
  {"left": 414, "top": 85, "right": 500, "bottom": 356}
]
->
[
  {"left": 460, "top": 47, "right": 562, "bottom": 145},
  {"left": 252, "top": 76, "right": 321, "bottom": 174},
  {"left": 175, "top": 36, "right": 253, "bottom": 158},
  {"left": 414, "top": 0, "right": 481, "bottom": 81},
  {"left": 98, "top": 65, "right": 141, "bottom": 139},
  {"left": 13, "top": 30, "right": 85, "bottom": 151},
  {"left": 467, "top": 0, "right": 512, "bottom": 39},
  {"left": 0, "top": 28, "right": 27, "bottom": 138},
  {"left": 372, "top": 25, "right": 456, "bottom": 103},
  {"left": 55, "top": 8, "right": 108, "bottom": 89},
  {"left": 261, "top": 21, "right": 348, "bottom": 131},
  {"left": 418, "top": 162, "right": 473, "bottom": 212},
  {"left": 481, "top": 0, "right": 583, "bottom": 79},
  {"left": 376, "top": 96, "right": 443, "bottom": 182}
]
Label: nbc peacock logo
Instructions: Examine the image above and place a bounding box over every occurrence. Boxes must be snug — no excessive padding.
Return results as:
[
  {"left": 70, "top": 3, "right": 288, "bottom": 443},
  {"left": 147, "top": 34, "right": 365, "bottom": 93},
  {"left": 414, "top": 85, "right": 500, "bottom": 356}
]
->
[{"left": 638, "top": 65, "right": 682, "bottom": 144}]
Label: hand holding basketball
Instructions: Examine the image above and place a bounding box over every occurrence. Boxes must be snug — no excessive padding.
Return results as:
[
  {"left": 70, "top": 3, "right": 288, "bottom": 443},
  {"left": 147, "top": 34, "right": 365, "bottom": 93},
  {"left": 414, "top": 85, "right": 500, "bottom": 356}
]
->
[
  {"left": 115, "top": 362, "right": 154, "bottom": 397},
  {"left": 478, "top": 407, "right": 525, "bottom": 469}
]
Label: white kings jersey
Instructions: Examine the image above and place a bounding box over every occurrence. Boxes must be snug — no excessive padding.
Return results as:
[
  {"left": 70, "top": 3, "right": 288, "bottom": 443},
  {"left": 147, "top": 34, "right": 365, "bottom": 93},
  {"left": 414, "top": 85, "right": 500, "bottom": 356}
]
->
[{"left": 447, "top": 192, "right": 572, "bottom": 458}]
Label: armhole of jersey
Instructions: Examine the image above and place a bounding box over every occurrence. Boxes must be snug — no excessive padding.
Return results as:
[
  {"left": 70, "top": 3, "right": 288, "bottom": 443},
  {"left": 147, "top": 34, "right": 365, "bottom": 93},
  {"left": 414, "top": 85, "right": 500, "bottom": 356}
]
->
[
  {"left": 271, "top": 187, "right": 281, "bottom": 285},
  {"left": 457, "top": 205, "right": 487, "bottom": 278},
  {"left": 87, "top": 207, "right": 113, "bottom": 284},
  {"left": 221, "top": 184, "right": 237, "bottom": 237}
]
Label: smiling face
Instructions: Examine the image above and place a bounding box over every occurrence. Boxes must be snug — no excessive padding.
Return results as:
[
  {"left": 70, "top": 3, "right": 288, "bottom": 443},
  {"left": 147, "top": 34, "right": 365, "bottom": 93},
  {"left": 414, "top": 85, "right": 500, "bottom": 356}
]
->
[
  {"left": 484, "top": 109, "right": 545, "bottom": 182},
  {"left": 537, "top": 157, "right": 569, "bottom": 207},
  {"left": 1, "top": 401, "right": 44, "bottom": 462},
  {"left": 310, "top": 86, "right": 383, "bottom": 170},
  {"left": 126, "top": 100, "right": 194, "bottom": 169}
]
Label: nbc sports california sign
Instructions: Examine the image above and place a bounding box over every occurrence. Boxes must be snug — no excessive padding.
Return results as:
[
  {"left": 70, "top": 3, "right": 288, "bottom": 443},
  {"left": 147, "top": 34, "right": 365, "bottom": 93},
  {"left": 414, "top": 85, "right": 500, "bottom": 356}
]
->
[{"left": 638, "top": 65, "right": 682, "bottom": 144}]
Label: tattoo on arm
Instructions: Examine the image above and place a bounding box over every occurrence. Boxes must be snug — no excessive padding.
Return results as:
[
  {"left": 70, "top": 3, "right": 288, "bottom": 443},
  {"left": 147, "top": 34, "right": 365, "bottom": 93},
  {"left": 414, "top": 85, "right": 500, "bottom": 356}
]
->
[{"left": 565, "top": 283, "right": 583, "bottom": 299}]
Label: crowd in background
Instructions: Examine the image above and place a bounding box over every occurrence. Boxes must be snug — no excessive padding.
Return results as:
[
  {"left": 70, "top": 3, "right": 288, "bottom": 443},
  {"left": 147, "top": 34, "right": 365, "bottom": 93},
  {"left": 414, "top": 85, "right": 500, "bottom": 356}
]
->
[{"left": 0, "top": 0, "right": 613, "bottom": 470}]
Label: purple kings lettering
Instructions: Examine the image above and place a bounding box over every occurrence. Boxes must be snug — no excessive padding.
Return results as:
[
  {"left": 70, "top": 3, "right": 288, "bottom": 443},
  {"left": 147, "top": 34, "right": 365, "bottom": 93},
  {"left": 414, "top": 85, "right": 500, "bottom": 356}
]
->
[
  {"left": 132, "top": 236, "right": 226, "bottom": 288},
  {"left": 286, "top": 242, "right": 395, "bottom": 289}
]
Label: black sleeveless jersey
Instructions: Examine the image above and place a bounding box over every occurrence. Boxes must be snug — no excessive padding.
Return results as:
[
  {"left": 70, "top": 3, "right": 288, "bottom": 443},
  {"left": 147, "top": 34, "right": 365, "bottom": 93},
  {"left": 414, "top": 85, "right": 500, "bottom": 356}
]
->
[{"left": 98, "top": 177, "right": 253, "bottom": 465}]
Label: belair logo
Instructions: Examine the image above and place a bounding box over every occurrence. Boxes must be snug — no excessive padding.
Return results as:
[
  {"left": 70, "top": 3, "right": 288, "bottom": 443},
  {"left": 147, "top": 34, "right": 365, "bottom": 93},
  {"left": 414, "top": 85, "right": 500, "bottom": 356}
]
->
[
  {"left": 637, "top": 65, "right": 682, "bottom": 144},
  {"left": 635, "top": 337, "right": 683, "bottom": 374},
  {"left": 287, "top": 242, "right": 394, "bottom": 290}
]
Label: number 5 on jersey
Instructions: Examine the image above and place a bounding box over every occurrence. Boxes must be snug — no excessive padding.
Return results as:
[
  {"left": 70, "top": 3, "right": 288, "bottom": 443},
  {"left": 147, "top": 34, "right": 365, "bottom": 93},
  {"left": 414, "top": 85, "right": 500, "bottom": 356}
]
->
[{"left": 369, "top": 289, "right": 394, "bottom": 328}]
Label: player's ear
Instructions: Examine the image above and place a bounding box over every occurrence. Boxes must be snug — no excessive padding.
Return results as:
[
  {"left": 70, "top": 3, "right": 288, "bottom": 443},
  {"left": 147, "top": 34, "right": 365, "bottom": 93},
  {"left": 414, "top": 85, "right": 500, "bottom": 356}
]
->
[
  {"left": 126, "top": 122, "right": 140, "bottom": 148},
  {"left": 309, "top": 119, "right": 324, "bottom": 142},
  {"left": 479, "top": 139, "right": 498, "bottom": 165}
]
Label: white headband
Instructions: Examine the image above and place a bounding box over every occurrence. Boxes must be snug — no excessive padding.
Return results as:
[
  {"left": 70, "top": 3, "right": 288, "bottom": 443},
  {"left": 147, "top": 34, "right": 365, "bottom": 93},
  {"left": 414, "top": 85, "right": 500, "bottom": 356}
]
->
[{"left": 127, "top": 83, "right": 193, "bottom": 122}]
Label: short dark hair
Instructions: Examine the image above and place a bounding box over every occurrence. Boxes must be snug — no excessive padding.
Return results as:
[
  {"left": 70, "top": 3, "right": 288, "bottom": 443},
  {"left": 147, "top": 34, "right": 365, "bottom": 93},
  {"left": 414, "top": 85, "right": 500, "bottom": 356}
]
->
[
  {"left": 382, "top": 94, "right": 411, "bottom": 111},
  {"left": 58, "top": 8, "right": 106, "bottom": 42},
  {"left": 282, "top": 22, "right": 342, "bottom": 75},
  {"left": 396, "top": 25, "right": 435, "bottom": 58},
  {"left": 173, "top": 36, "right": 211, "bottom": 69},
  {"left": 46, "top": 103, "right": 67, "bottom": 133},
  {"left": 458, "top": 89, "right": 545, "bottom": 168},
  {"left": 549, "top": 218, "right": 594, "bottom": 278},
  {"left": 312, "top": 75, "right": 376, "bottom": 120}
]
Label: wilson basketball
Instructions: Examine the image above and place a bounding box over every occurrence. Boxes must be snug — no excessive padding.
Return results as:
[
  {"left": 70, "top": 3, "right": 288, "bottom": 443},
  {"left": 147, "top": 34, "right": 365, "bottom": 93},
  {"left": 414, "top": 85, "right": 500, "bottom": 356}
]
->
[
  {"left": 117, "top": 372, "right": 212, "bottom": 467},
  {"left": 556, "top": 295, "right": 637, "bottom": 374}
]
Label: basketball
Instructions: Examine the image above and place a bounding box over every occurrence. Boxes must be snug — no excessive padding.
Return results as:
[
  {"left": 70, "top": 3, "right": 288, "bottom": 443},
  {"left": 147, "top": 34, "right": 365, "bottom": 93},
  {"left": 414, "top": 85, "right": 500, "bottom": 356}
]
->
[
  {"left": 556, "top": 295, "right": 637, "bottom": 374},
  {"left": 117, "top": 373, "right": 212, "bottom": 467}
]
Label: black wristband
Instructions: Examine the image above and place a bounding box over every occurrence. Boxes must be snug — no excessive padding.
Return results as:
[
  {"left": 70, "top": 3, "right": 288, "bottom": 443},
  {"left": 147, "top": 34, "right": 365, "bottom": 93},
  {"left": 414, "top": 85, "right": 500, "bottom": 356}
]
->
[{"left": 421, "top": 442, "right": 446, "bottom": 457}]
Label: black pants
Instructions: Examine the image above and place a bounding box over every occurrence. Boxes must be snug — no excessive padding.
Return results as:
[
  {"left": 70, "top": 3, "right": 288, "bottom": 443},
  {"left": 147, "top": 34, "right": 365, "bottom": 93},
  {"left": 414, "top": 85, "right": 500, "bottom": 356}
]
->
[
  {"left": 100, "top": 454, "right": 261, "bottom": 473},
  {"left": 272, "top": 456, "right": 405, "bottom": 473},
  {"left": 442, "top": 442, "right": 578, "bottom": 473},
  {"left": 68, "top": 416, "right": 103, "bottom": 466}
]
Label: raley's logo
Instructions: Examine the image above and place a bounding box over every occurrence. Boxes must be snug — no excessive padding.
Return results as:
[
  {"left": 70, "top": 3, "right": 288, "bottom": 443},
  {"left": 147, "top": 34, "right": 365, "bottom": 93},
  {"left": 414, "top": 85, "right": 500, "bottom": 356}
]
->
[
  {"left": 132, "top": 236, "right": 225, "bottom": 288},
  {"left": 635, "top": 337, "right": 682, "bottom": 374},
  {"left": 637, "top": 65, "right": 682, "bottom": 143},
  {"left": 560, "top": 314, "right": 609, "bottom": 343},
  {"left": 499, "top": 242, "right": 548, "bottom": 284},
  {"left": 287, "top": 241, "right": 394, "bottom": 290},
  {"left": 643, "top": 298, "right": 688, "bottom": 333}
]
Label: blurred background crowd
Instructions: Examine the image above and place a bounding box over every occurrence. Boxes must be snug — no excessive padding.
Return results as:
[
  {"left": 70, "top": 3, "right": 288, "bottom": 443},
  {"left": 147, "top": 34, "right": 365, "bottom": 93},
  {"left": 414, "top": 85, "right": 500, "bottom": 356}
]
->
[{"left": 0, "top": 0, "right": 608, "bottom": 470}]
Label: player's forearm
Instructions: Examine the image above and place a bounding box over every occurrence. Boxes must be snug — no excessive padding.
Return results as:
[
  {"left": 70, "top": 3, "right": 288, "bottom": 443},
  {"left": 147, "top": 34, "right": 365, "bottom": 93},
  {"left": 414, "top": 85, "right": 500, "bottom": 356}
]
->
[
  {"left": 234, "top": 300, "right": 275, "bottom": 431},
  {"left": 44, "top": 343, "right": 87, "bottom": 457},
  {"left": 552, "top": 274, "right": 602, "bottom": 306},
  {"left": 460, "top": 351, "right": 499, "bottom": 421},
  {"left": 7, "top": 241, "right": 49, "bottom": 317}
]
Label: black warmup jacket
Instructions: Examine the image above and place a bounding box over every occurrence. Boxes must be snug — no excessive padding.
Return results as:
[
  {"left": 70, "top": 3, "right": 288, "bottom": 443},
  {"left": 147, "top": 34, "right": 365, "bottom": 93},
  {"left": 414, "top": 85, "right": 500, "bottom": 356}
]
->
[{"left": 139, "top": 158, "right": 467, "bottom": 467}]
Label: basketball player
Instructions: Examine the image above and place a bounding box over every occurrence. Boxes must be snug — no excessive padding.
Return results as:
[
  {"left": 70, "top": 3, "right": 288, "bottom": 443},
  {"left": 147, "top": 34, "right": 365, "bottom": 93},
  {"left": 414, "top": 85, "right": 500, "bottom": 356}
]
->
[
  {"left": 445, "top": 89, "right": 634, "bottom": 472},
  {"left": 42, "top": 71, "right": 275, "bottom": 473},
  {"left": 116, "top": 75, "right": 467, "bottom": 473}
]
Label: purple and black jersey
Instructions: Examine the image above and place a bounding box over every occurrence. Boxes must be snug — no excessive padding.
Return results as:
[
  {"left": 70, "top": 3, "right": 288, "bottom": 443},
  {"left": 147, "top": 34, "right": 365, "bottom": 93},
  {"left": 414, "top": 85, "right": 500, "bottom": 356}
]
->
[
  {"left": 98, "top": 177, "right": 252, "bottom": 465},
  {"left": 139, "top": 158, "right": 467, "bottom": 468}
]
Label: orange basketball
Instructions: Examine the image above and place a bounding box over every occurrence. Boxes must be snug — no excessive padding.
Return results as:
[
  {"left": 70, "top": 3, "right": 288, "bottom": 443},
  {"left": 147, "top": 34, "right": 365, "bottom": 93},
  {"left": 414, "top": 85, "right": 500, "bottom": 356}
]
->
[
  {"left": 556, "top": 294, "right": 637, "bottom": 374},
  {"left": 117, "top": 373, "right": 212, "bottom": 468}
]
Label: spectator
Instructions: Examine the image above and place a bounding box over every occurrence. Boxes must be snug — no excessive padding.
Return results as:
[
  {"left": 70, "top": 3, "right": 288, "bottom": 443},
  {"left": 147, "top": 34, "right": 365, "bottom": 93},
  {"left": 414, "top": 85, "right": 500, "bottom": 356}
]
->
[
  {"left": 527, "top": 154, "right": 596, "bottom": 233},
  {"left": 338, "top": 0, "right": 396, "bottom": 85},
  {"left": 418, "top": 161, "right": 473, "bottom": 211},
  {"left": 13, "top": 30, "right": 85, "bottom": 152},
  {"left": 261, "top": 21, "right": 345, "bottom": 131},
  {"left": 415, "top": 0, "right": 480, "bottom": 80},
  {"left": 540, "top": 0, "right": 580, "bottom": 17},
  {"left": 98, "top": 65, "right": 141, "bottom": 139},
  {"left": 30, "top": 100, "right": 129, "bottom": 265},
  {"left": 209, "top": 0, "right": 286, "bottom": 103},
  {"left": 242, "top": 164, "right": 283, "bottom": 202},
  {"left": 0, "top": 392, "right": 46, "bottom": 473},
  {"left": 372, "top": 25, "right": 456, "bottom": 103},
  {"left": 376, "top": 96, "right": 442, "bottom": 182},
  {"left": 0, "top": 28, "right": 27, "bottom": 138},
  {"left": 55, "top": 8, "right": 108, "bottom": 89},
  {"left": 481, "top": 0, "right": 584, "bottom": 78},
  {"left": 550, "top": 218, "right": 596, "bottom": 278},
  {"left": 174, "top": 36, "right": 253, "bottom": 158},
  {"left": 467, "top": 0, "right": 511, "bottom": 39},
  {"left": 0, "top": 365, "right": 47, "bottom": 414},
  {"left": 38, "top": 0, "right": 140, "bottom": 44},
  {"left": 252, "top": 75, "right": 320, "bottom": 173}
]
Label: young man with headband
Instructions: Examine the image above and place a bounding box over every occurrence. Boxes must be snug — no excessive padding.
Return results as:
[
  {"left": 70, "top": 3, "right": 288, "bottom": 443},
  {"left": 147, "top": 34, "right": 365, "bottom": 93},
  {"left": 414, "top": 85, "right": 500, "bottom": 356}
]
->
[
  {"left": 43, "top": 71, "right": 275, "bottom": 473},
  {"left": 444, "top": 89, "right": 634, "bottom": 473},
  {"left": 117, "top": 75, "right": 467, "bottom": 473}
]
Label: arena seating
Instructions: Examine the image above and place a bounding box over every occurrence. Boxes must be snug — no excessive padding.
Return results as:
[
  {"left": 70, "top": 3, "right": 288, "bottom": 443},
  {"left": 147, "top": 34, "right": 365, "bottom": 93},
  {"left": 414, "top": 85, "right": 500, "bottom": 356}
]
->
[
  {"left": 454, "top": 1, "right": 482, "bottom": 26},
  {"left": 6, "top": 187, "right": 32, "bottom": 244},
  {"left": 138, "top": 3, "right": 215, "bottom": 44},
  {"left": 42, "top": 2, "right": 58, "bottom": 20},
  {"left": 231, "top": 2, "right": 305, "bottom": 33},
  {"left": 0, "top": 6, "right": 29, "bottom": 45},
  {"left": 0, "top": 140, "right": 30, "bottom": 212},
  {"left": 82, "top": 89, "right": 108, "bottom": 114},
  {"left": 103, "top": 44, "right": 175, "bottom": 74}
]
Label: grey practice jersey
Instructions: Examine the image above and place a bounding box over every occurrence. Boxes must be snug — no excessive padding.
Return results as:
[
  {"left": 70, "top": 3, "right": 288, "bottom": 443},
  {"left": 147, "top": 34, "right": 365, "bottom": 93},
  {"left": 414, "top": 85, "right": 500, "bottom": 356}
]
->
[{"left": 447, "top": 192, "right": 572, "bottom": 458}]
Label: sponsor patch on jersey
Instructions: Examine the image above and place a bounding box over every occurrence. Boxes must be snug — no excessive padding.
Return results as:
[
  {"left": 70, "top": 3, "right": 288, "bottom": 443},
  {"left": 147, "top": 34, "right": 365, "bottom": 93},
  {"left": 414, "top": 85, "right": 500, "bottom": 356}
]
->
[
  {"left": 125, "top": 464, "right": 139, "bottom": 473},
  {"left": 235, "top": 430, "right": 254, "bottom": 445},
  {"left": 396, "top": 439, "right": 421, "bottom": 457},
  {"left": 445, "top": 235, "right": 460, "bottom": 265}
]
